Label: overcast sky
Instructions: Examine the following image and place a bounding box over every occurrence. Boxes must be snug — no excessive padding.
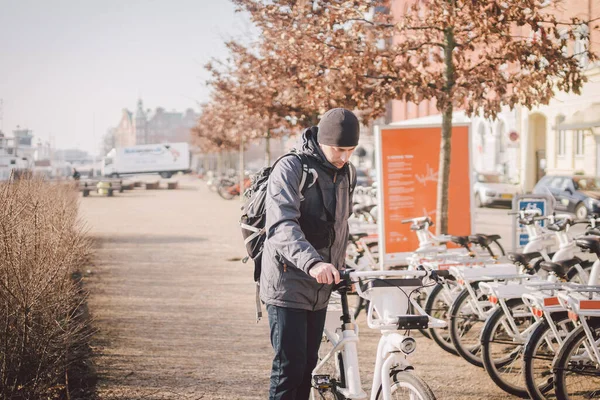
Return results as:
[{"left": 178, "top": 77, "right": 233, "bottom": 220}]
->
[{"left": 0, "top": 0, "right": 251, "bottom": 155}]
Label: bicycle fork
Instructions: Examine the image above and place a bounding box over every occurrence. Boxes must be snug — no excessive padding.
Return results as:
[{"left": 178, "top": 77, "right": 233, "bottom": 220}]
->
[{"left": 371, "top": 332, "right": 415, "bottom": 400}]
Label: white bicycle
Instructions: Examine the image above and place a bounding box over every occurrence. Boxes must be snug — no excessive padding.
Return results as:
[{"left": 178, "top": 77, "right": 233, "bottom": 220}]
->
[{"left": 311, "top": 268, "right": 446, "bottom": 400}]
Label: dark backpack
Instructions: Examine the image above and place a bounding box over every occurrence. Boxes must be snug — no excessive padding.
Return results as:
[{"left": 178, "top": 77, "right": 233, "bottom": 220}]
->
[{"left": 240, "top": 151, "right": 311, "bottom": 282}]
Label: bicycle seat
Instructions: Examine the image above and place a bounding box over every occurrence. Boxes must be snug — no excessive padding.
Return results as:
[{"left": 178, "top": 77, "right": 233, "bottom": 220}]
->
[
  {"left": 540, "top": 258, "right": 581, "bottom": 277},
  {"left": 576, "top": 236, "right": 600, "bottom": 256},
  {"left": 435, "top": 269, "right": 454, "bottom": 279},
  {"left": 586, "top": 227, "right": 600, "bottom": 236},
  {"left": 410, "top": 223, "right": 427, "bottom": 231},
  {"left": 450, "top": 235, "right": 470, "bottom": 247},
  {"left": 547, "top": 222, "right": 569, "bottom": 232},
  {"left": 507, "top": 251, "right": 542, "bottom": 267},
  {"left": 349, "top": 232, "right": 369, "bottom": 241},
  {"left": 352, "top": 204, "right": 376, "bottom": 214},
  {"left": 468, "top": 234, "right": 501, "bottom": 247}
]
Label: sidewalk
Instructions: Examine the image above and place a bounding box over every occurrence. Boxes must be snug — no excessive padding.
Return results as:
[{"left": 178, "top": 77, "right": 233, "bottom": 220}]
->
[{"left": 80, "top": 177, "right": 507, "bottom": 399}]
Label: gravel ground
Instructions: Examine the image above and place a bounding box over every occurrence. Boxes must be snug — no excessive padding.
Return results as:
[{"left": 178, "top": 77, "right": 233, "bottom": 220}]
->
[{"left": 79, "top": 176, "right": 513, "bottom": 400}]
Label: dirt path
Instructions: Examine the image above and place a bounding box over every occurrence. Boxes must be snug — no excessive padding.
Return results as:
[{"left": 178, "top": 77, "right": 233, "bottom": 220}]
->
[{"left": 80, "top": 177, "right": 509, "bottom": 399}]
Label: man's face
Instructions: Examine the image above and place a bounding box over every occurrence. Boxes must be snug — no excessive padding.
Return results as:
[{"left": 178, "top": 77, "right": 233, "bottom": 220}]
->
[{"left": 319, "top": 144, "right": 356, "bottom": 169}]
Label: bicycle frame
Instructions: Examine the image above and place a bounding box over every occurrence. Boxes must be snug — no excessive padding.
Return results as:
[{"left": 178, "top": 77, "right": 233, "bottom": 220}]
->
[{"left": 312, "top": 270, "right": 445, "bottom": 400}]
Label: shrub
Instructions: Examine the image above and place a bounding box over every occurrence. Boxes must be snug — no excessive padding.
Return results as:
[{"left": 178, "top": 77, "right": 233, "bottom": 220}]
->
[{"left": 0, "top": 178, "right": 94, "bottom": 399}]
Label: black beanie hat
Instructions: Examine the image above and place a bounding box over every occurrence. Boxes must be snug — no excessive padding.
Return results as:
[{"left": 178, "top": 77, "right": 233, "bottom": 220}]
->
[{"left": 317, "top": 108, "right": 360, "bottom": 147}]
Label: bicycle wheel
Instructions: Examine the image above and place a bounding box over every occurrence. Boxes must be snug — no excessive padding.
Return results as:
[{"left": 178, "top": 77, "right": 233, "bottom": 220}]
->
[
  {"left": 480, "top": 298, "right": 534, "bottom": 398},
  {"left": 375, "top": 371, "right": 436, "bottom": 400},
  {"left": 315, "top": 387, "right": 346, "bottom": 400},
  {"left": 553, "top": 317, "right": 600, "bottom": 399},
  {"left": 425, "top": 283, "right": 458, "bottom": 355},
  {"left": 217, "top": 181, "right": 236, "bottom": 200},
  {"left": 523, "top": 312, "right": 572, "bottom": 400},
  {"left": 449, "top": 283, "right": 492, "bottom": 367}
]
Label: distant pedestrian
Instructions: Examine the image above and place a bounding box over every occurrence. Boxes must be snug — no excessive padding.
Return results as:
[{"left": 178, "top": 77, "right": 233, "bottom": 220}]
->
[{"left": 72, "top": 168, "right": 81, "bottom": 181}]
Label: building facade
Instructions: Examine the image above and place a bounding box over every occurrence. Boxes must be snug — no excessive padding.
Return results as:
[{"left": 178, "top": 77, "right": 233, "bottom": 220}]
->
[
  {"left": 515, "top": 0, "right": 599, "bottom": 191},
  {"left": 388, "top": 0, "right": 599, "bottom": 190},
  {"left": 112, "top": 99, "right": 199, "bottom": 150}
]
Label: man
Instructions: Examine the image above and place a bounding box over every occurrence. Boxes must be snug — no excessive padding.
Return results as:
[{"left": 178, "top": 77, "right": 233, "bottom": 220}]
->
[{"left": 261, "top": 108, "right": 359, "bottom": 399}]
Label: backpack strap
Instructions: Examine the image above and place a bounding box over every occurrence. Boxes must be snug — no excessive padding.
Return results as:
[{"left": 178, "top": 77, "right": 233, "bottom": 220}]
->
[
  {"left": 272, "top": 151, "right": 311, "bottom": 201},
  {"left": 296, "top": 153, "right": 310, "bottom": 201},
  {"left": 348, "top": 162, "right": 356, "bottom": 194},
  {"left": 241, "top": 224, "right": 264, "bottom": 245}
]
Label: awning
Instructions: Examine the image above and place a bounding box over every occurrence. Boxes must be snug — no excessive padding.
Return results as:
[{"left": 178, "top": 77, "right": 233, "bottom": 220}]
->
[{"left": 557, "top": 103, "right": 600, "bottom": 131}]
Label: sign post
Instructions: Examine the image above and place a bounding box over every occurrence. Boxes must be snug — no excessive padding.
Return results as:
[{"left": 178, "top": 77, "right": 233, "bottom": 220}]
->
[
  {"left": 511, "top": 194, "right": 555, "bottom": 252},
  {"left": 375, "top": 124, "right": 474, "bottom": 268}
]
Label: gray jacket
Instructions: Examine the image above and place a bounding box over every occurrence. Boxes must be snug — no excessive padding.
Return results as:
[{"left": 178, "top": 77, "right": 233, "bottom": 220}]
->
[{"left": 260, "top": 127, "right": 354, "bottom": 311}]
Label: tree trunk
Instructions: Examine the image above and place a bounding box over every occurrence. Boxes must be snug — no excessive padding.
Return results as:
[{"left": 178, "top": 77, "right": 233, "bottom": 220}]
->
[
  {"left": 436, "top": 25, "right": 456, "bottom": 236},
  {"left": 239, "top": 136, "right": 245, "bottom": 201},
  {"left": 265, "top": 130, "right": 271, "bottom": 166},
  {"left": 436, "top": 105, "right": 453, "bottom": 235}
]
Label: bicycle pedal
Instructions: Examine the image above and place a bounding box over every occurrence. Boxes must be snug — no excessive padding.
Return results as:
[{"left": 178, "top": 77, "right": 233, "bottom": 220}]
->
[{"left": 313, "top": 374, "right": 332, "bottom": 389}]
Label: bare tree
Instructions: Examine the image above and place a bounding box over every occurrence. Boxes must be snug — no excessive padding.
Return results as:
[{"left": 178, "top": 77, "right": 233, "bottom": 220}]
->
[{"left": 234, "top": 0, "right": 597, "bottom": 233}]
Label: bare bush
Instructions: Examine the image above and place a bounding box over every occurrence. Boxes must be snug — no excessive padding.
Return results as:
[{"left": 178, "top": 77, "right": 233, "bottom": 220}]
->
[{"left": 0, "top": 178, "right": 94, "bottom": 399}]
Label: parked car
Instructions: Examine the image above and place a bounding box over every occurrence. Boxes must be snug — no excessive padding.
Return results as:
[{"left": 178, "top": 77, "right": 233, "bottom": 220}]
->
[
  {"left": 532, "top": 175, "right": 600, "bottom": 219},
  {"left": 473, "top": 172, "right": 520, "bottom": 207}
]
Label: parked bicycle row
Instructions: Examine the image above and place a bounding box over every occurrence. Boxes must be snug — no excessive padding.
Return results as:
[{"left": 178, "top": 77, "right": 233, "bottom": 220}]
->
[{"left": 329, "top": 200, "right": 600, "bottom": 399}]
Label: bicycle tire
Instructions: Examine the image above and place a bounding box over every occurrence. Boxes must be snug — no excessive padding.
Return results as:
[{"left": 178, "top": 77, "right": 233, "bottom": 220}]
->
[
  {"left": 217, "top": 181, "right": 236, "bottom": 200},
  {"left": 480, "top": 298, "right": 534, "bottom": 398},
  {"left": 425, "top": 283, "right": 458, "bottom": 355},
  {"left": 523, "top": 311, "right": 571, "bottom": 400},
  {"left": 316, "top": 388, "right": 346, "bottom": 400},
  {"left": 448, "top": 283, "right": 491, "bottom": 368},
  {"left": 553, "top": 317, "right": 600, "bottom": 399},
  {"left": 375, "top": 371, "right": 436, "bottom": 400}
]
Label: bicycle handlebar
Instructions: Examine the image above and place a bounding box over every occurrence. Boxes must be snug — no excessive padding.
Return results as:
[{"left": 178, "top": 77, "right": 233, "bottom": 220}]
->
[
  {"left": 340, "top": 266, "right": 439, "bottom": 283},
  {"left": 400, "top": 216, "right": 432, "bottom": 225},
  {"left": 508, "top": 209, "right": 543, "bottom": 217}
]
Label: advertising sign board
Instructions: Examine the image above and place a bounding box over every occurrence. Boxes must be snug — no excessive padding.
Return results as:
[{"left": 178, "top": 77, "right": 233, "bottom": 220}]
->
[{"left": 375, "top": 124, "right": 473, "bottom": 268}]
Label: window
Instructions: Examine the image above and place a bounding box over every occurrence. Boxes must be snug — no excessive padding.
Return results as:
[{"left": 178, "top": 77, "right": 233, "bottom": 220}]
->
[
  {"left": 575, "top": 130, "right": 584, "bottom": 156},
  {"left": 561, "top": 178, "right": 574, "bottom": 192},
  {"left": 557, "top": 130, "right": 566, "bottom": 156},
  {"left": 496, "top": 119, "right": 507, "bottom": 159},
  {"left": 478, "top": 123, "right": 486, "bottom": 150},
  {"left": 549, "top": 177, "right": 565, "bottom": 189}
]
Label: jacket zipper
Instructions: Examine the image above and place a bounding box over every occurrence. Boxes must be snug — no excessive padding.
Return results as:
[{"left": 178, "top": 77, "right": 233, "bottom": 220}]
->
[{"left": 313, "top": 167, "right": 342, "bottom": 311}]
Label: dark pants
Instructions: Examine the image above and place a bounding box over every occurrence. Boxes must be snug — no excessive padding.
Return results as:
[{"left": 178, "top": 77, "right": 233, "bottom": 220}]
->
[{"left": 267, "top": 304, "right": 328, "bottom": 400}]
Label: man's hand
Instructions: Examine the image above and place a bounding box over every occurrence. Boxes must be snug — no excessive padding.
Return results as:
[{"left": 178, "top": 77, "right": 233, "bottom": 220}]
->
[{"left": 309, "top": 262, "right": 340, "bottom": 285}]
